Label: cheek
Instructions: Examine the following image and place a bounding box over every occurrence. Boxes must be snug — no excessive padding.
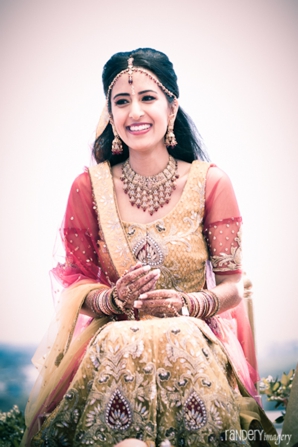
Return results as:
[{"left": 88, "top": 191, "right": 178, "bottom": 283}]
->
[
  {"left": 152, "top": 102, "right": 170, "bottom": 129},
  {"left": 158, "top": 111, "right": 170, "bottom": 133},
  {"left": 111, "top": 110, "right": 125, "bottom": 131}
]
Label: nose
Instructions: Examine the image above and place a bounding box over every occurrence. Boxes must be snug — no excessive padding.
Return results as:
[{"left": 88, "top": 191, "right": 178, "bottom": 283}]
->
[{"left": 129, "top": 99, "right": 144, "bottom": 120}]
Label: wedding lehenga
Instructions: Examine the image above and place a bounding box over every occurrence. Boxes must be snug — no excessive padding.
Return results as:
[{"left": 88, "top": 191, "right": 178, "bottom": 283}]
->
[{"left": 22, "top": 161, "right": 276, "bottom": 447}]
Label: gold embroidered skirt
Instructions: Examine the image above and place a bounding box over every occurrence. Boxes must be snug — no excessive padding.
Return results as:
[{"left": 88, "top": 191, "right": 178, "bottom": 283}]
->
[{"left": 31, "top": 317, "right": 251, "bottom": 447}]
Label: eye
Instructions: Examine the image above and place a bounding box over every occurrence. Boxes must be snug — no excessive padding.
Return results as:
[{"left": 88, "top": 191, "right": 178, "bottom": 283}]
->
[
  {"left": 142, "top": 95, "right": 156, "bottom": 102},
  {"left": 114, "top": 98, "right": 129, "bottom": 106}
]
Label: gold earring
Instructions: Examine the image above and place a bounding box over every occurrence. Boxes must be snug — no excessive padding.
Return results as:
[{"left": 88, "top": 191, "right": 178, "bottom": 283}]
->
[
  {"left": 111, "top": 122, "right": 123, "bottom": 155},
  {"left": 165, "top": 116, "right": 177, "bottom": 148}
]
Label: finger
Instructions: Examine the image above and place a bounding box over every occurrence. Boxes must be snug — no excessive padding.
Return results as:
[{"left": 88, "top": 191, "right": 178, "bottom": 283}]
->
[
  {"left": 123, "top": 263, "right": 139, "bottom": 276},
  {"left": 149, "top": 302, "right": 177, "bottom": 318},
  {"left": 135, "top": 299, "right": 174, "bottom": 309},
  {"left": 158, "top": 300, "right": 181, "bottom": 317},
  {"left": 123, "top": 264, "right": 152, "bottom": 285},
  {"left": 117, "top": 265, "right": 150, "bottom": 292},
  {"left": 120, "top": 275, "right": 159, "bottom": 305},
  {"left": 120, "top": 271, "right": 159, "bottom": 300},
  {"left": 134, "top": 300, "right": 142, "bottom": 309},
  {"left": 128, "top": 262, "right": 143, "bottom": 272},
  {"left": 135, "top": 297, "right": 181, "bottom": 316},
  {"left": 138, "top": 276, "right": 159, "bottom": 295},
  {"left": 134, "top": 299, "right": 161, "bottom": 309},
  {"left": 132, "top": 269, "right": 160, "bottom": 293},
  {"left": 139, "top": 290, "right": 175, "bottom": 300}
]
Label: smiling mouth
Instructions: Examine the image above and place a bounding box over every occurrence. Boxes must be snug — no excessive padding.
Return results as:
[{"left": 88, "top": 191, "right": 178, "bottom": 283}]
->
[{"left": 128, "top": 124, "right": 151, "bottom": 132}]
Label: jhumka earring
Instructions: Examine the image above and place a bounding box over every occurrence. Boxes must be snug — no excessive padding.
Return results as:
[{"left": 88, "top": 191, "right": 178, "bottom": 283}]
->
[
  {"left": 165, "top": 116, "right": 177, "bottom": 148},
  {"left": 111, "top": 122, "right": 123, "bottom": 155}
]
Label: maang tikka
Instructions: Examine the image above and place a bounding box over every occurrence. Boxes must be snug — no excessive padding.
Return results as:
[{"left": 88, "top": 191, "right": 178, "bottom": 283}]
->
[
  {"left": 106, "top": 56, "right": 177, "bottom": 108},
  {"left": 127, "top": 57, "right": 134, "bottom": 85}
]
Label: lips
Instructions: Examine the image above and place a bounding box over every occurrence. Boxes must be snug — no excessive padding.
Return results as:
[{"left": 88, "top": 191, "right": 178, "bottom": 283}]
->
[{"left": 127, "top": 123, "right": 152, "bottom": 132}]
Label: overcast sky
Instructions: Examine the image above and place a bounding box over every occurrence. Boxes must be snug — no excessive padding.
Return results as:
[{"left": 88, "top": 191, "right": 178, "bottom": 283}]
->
[{"left": 0, "top": 0, "right": 297, "bottom": 358}]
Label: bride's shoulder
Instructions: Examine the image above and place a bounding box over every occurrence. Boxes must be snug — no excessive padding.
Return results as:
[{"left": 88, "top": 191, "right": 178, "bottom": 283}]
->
[
  {"left": 177, "top": 159, "right": 192, "bottom": 178},
  {"left": 111, "top": 162, "right": 123, "bottom": 181}
]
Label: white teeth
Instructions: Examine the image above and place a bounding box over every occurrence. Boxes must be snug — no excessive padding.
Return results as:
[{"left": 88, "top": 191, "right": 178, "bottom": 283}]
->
[{"left": 129, "top": 124, "right": 150, "bottom": 132}]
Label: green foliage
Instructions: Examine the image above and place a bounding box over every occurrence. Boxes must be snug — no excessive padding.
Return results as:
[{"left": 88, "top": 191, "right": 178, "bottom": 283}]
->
[
  {"left": 0, "top": 405, "right": 25, "bottom": 447},
  {"left": 260, "top": 368, "right": 295, "bottom": 424}
]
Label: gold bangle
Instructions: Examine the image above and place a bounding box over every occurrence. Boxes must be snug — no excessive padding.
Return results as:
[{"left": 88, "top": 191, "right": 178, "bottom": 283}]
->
[
  {"left": 189, "top": 293, "right": 200, "bottom": 317},
  {"left": 206, "top": 289, "right": 220, "bottom": 317},
  {"left": 87, "top": 288, "right": 108, "bottom": 316}
]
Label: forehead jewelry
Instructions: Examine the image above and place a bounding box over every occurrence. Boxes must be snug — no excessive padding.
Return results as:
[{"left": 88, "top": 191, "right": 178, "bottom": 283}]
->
[
  {"left": 95, "top": 57, "right": 178, "bottom": 140},
  {"left": 127, "top": 57, "right": 135, "bottom": 95},
  {"left": 127, "top": 57, "right": 134, "bottom": 84},
  {"left": 106, "top": 57, "right": 177, "bottom": 104}
]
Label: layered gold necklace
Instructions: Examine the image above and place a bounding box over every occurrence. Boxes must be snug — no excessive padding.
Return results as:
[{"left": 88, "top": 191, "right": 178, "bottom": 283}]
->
[{"left": 120, "top": 156, "right": 179, "bottom": 216}]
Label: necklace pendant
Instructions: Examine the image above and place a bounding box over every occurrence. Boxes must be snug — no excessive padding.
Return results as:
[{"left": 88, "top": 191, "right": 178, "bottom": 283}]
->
[{"left": 121, "top": 156, "right": 178, "bottom": 216}]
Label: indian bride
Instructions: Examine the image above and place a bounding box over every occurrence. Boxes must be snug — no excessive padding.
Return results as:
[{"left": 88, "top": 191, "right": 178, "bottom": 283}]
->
[{"left": 22, "top": 48, "right": 276, "bottom": 447}]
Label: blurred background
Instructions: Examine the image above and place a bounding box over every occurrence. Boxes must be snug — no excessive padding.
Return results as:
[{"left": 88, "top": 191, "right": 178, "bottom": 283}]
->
[{"left": 0, "top": 0, "right": 297, "bottom": 412}]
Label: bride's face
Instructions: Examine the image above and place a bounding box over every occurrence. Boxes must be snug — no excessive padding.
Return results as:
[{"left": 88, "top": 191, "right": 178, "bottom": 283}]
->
[{"left": 110, "top": 71, "right": 173, "bottom": 153}]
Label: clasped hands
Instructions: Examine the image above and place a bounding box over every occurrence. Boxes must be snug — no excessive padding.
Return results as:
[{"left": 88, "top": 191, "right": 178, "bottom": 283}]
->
[{"left": 115, "top": 262, "right": 182, "bottom": 318}]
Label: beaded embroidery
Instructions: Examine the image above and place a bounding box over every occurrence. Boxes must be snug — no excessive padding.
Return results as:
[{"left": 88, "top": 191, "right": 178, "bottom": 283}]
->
[
  {"left": 105, "top": 389, "right": 132, "bottom": 431},
  {"left": 183, "top": 391, "right": 207, "bottom": 430}
]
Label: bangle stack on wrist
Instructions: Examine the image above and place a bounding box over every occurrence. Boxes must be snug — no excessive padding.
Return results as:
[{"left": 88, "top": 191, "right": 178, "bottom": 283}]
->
[
  {"left": 89, "top": 286, "right": 218, "bottom": 322},
  {"left": 88, "top": 288, "right": 108, "bottom": 316},
  {"left": 88, "top": 287, "right": 124, "bottom": 317},
  {"left": 182, "top": 290, "right": 220, "bottom": 319}
]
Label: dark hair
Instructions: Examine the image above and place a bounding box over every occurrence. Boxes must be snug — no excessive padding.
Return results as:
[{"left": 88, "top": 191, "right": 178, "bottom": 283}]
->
[{"left": 93, "top": 48, "right": 209, "bottom": 165}]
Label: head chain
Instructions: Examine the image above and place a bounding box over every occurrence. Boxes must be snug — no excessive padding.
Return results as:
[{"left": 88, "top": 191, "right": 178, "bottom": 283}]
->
[{"left": 106, "top": 58, "right": 177, "bottom": 106}]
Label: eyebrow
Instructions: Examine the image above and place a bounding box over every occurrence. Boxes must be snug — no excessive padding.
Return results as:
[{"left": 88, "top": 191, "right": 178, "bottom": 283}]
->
[{"left": 113, "top": 89, "right": 158, "bottom": 100}]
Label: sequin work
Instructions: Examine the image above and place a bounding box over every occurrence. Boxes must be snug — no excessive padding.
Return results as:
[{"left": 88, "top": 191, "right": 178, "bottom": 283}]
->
[
  {"left": 30, "top": 161, "right": 249, "bottom": 447},
  {"left": 124, "top": 161, "right": 210, "bottom": 291},
  {"left": 105, "top": 389, "right": 132, "bottom": 431},
  {"left": 32, "top": 318, "right": 248, "bottom": 447}
]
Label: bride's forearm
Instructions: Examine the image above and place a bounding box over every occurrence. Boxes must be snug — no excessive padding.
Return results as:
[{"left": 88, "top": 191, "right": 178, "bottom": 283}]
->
[
  {"left": 183, "top": 273, "right": 243, "bottom": 318},
  {"left": 81, "top": 288, "right": 107, "bottom": 318},
  {"left": 209, "top": 273, "right": 244, "bottom": 314},
  {"left": 81, "top": 286, "right": 122, "bottom": 318}
]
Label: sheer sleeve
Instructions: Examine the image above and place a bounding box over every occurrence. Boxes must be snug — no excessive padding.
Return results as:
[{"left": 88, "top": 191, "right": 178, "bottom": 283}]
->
[
  {"left": 51, "top": 170, "right": 103, "bottom": 287},
  {"left": 203, "top": 166, "right": 242, "bottom": 275}
]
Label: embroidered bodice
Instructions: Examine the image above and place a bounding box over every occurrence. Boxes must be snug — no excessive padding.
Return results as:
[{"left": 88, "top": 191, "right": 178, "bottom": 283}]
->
[
  {"left": 52, "top": 160, "right": 243, "bottom": 290},
  {"left": 122, "top": 161, "right": 210, "bottom": 292}
]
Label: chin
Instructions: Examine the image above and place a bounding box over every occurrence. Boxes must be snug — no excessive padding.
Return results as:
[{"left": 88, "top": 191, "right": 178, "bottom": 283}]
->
[{"left": 128, "top": 141, "right": 166, "bottom": 154}]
